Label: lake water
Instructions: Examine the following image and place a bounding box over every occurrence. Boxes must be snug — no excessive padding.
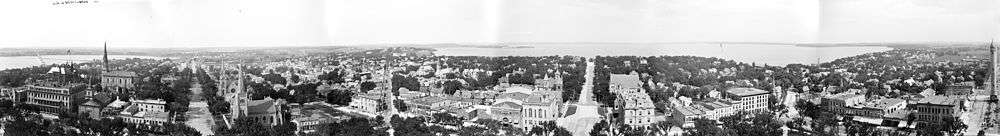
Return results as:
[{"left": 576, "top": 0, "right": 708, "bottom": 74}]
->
[
  {"left": 433, "top": 43, "right": 893, "bottom": 66},
  {"left": 0, "top": 55, "right": 168, "bottom": 70}
]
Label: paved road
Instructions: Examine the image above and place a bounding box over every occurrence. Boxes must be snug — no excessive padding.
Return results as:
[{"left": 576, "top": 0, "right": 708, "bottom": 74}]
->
[{"left": 557, "top": 58, "right": 603, "bottom": 136}]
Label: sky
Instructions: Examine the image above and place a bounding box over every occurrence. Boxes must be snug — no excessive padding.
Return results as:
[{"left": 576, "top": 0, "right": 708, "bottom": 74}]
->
[{"left": 0, "top": 0, "right": 996, "bottom": 48}]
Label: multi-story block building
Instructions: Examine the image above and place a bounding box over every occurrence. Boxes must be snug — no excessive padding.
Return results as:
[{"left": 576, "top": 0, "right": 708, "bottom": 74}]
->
[
  {"left": 724, "top": 88, "right": 770, "bottom": 113},
  {"left": 490, "top": 84, "right": 562, "bottom": 130},
  {"left": 290, "top": 106, "right": 348, "bottom": 136},
  {"left": 0, "top": 87, "right": 25, "bottom": 101},
  {"left": 350, "top": 93, "right": 386, "bottom": 115},
  {"left": 24, "top": 83, "right": 86, "bottom": 114},
  {"left": 118, "top": 104, "right": 169, "bottom": 131},
  {"left": 672, "top": 105, "right": 704, "bottom": 128},
  {"left": 696, "top": 101, "right": 734, "bottom": 120},
  {"left": 610, "top": 72, "right": 656, "bottom": 128},
  {"left": 849, "top": 98, "right": 907, "bottom": 118},
  {"left": 131, "top": 99, "right": 167, "bottom": 113},
  {"left": 943, "top": 82, "right": 974, "bottom": 96},
  {"left": 912, "top": 96, "right": 963, "bottom": 124},
  {"left": 822, "top": 93, "right": 866, "bottom": 115}
]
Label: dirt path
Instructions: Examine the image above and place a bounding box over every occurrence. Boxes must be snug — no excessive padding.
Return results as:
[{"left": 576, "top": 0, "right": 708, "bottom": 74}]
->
[
  {"left": 557, "top": 58, "right": 603, "bottom": 136},
  {"left": 184, "top": 82, "right": 215, "bottom": 135}
]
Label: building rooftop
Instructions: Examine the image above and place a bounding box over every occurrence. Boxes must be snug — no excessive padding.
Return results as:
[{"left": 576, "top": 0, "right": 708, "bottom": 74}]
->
[
  {"left": 133, "top": 99, "right": 166, "bottom": 105},
  {"left": 884, "top": 110, "right": 911, "bottom": 119},
  {"left": 106, "top": 99, "right": 130, "bottom": 109},
  {"left": 101, "top": 71, "right": 139, "bottom": 78},
  {"left": 868, "top": 98, "right": 906, "bottom": 109},
  {"left": 492, "top": 101, "right": 522, "bottom": 109},
  {"left": 610, "top": 73, "right": 642, "bottom": 89},
  {"left": 410, "top": 96, "right": 446, "bottom": 106},
  {"left": 915, "top": 96, "right": 962, "bottom": 106},
  {"left": 25, "top": 83, "right": 86, "bottom": 94},
  {"left": 674, "top": 106, "right": 704, "bottom": 116},
  {"left": 725, "top": 88, "right": 769, "bottom": 96},
  {"left": 949, "top": 81, "right": 975, "bottom": 86},
  {"left": 699, "top": 101, "right": 732, "bottom": 110},
  {"left": 247, "top": 98, "right": 281, "bottom": 115},
  {"left": 81, "top": 99, "right": 104, "bottom": 107},
  {"left": 291, "top": 108, "right": 347, "bottom": 124},
  {"left": 830, "top": 93, "right": 864, "bottom": 100},
  {"left": 355, "top": 93, "right": 385, "bottom": 100},
  {"left": 497, "top": 92, "right": 532, "bottom": 101}
]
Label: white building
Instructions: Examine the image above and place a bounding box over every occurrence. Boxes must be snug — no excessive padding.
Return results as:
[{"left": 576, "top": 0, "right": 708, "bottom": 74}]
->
[
  {"left": 131, "top": 99, "right": 166, "bottom": 113},
  {"left": 118, "top": 101, "right": 170, "bottom": 131},
  {"left": 350, "top": 93, "right": 386, "bottom": 115},
  {"left": 724, "top": 88, "right": 770, "bottom": 113},
  {"left": 697, "top": 101, "right": 734, "bottom": 120}
]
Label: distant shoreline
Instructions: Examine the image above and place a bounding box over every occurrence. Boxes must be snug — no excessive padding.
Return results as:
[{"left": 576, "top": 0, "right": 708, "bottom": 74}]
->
[
  {"left": 795, "top": 42, "right": 988, "bottom": 49},
  {"left": 3, "top": 42, "right": 990, "bottom": 57}
]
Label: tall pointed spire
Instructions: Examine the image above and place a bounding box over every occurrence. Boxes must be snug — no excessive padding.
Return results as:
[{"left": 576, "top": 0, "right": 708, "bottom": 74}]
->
[
  {"left": 103, "top": 41, "right": 109, "bottom": 72},
  {"left": 991, "top": 40, "right": 998, "bottom": 101}
]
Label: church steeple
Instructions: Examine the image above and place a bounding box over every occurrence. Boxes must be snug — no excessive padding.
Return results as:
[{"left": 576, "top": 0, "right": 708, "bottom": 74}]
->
[{"left": 103, "top": 41, "right": 109, "bottom": 72}]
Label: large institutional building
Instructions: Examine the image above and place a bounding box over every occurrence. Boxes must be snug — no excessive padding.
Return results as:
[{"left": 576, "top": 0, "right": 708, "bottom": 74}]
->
[
  {"left": 610, "top": 72, "right": 656, "bottom": 127},
  {"left": 489, "top": 74, "right": 564, "bottom": 130},
  {"left": 24, "top": 82, "right": 86, "bottom": 114},
  {"left": 822, "top": 93, "right": 866, "bottom": 115},
  {"left": 912, "top": 96, "right": 963, "bottom": 124},
  {"left": 724, "top": 88, "right": 770, "bottom": 113},
  {"left": 490, "top": 84, "right": 563, "bottom": 130}
]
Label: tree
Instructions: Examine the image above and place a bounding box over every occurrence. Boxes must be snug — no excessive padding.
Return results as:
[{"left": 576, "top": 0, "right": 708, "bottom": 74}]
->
[
  {"left": 262, "top": 73, "right": 286, "bottom": 85},
  {"left": 470, "top": 119, "right": 524, "bottom": 136},
  {"left": 942, "top": 117, "right": 968, "bottom": 135},
  {"left": 795, "top": 99, "right": 821, "bottom": 118},
  {"left": 329, "top": 118, "right": 386, "bottom": 136},
  {"left": 290, "top": 74, "right": 300, "bottom": 84},
  {"left": 528, "top": 121, "right": 568, "bottom": 136},
  {"left": 394, "top": 99, "right": 408, "bottom": 112},
  {"left": 248, "top": 83, "right": 274, "bottom": 100},
  {"left": 218, "top": 118, "right": 271, "bottom": 136},
  {"left": 208, "top": 99, "right": 231, "bottom": 115},
  {"left": 686, "top": 118, "right": 729, "bottom": 136},
  {"left": 359, "top": 82, "right": 377, "bottom": 93},
  {"left": 529, "top": 126, "right": 546, "bottom": 135},
  {"left": 719, "top": 111, "right": 783, "bottom": 136},
  {"left": 590, "top": 121, "right": 608, "bottom": 136},
  {"left": 273, "top": 122, "right": 297, "bottom": 136},
  {"left": 442, "top": 80, "right": 462, "bottom": 95},
  {"left": 164, "top": 123, "right": 202, "bottom": 136},
  {"left": 554, "top": 127, "right": 572, "bottom": 136},
  {"left": 318, "top": 70, "right": 345, "bottom": 83},
  {"left": 391, "top": 115, "right": 455, "bottom": 135},
  {"left": 325, "top": 89, "right": 353, "bottom": 106}
]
